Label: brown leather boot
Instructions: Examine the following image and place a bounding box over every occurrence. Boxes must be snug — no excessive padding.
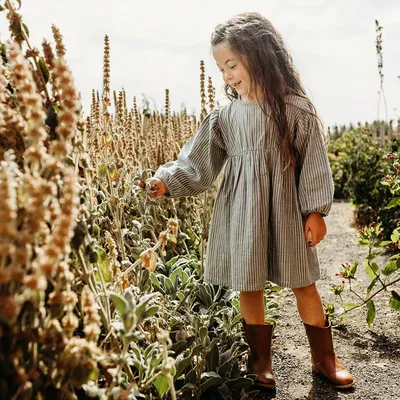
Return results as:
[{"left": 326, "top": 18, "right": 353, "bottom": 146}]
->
[
  {"left": 241, "top": 318, "right": 276, "bottom": 390},
  {"left": 304, "top": 316, "right": 355, "bottom": 389}
]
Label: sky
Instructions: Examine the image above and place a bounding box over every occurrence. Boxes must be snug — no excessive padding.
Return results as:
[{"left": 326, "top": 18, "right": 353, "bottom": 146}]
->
[{"left": 0, "top": 0, "right": 399, "bottom": 130}]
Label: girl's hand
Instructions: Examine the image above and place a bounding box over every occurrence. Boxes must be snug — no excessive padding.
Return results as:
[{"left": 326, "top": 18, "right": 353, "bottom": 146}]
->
[
  {"left": 304, "top": 212, "right": 327, "bottom": 247},
  {"left": 137, "top": 178, "right": 168, "bottom": 198}
]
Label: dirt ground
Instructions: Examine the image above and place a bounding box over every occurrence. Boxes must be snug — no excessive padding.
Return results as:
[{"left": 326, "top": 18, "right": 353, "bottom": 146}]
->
[{"left": 255, "top": 200, "right": 400, "bottom": 400}]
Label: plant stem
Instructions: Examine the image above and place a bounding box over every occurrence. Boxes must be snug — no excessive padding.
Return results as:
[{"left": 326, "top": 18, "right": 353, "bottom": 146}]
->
[
  {"left": 341, "top": 276, "right": 400, "bottom": 315},
  {"left": 168, "top": 373, "right": 177, "bottom": 400},
  {"left": 76, "top": 248, "right": 110, "bottom": 331},
  {"left": 108, "top": 339, "right": 130, "bottom": 392},
  {"left": 368, "top": 242, "right": 385, "bottom": 289},
  {"left": 160, "top": 335, "right": 177, "bottom": 400},
  {"left": 122, "top": 229, "right": 169, "bottom": 277},
  {"left": 175, "top": 285, "right": 196, "bottom": 313},
  {"left": 140, "top": 371, "right": 162, "bottom": 390},
  {"left": 95, "top": 259, "right": 111, "bottom": 326},
  {"left": 349, "top": 279, "right": 364, "bottom": 302}
]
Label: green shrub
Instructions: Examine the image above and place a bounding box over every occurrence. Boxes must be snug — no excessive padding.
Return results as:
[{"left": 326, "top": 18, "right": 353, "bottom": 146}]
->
[
  {"left": 327, "top": 130, "right": 357, "bottom": 199},
  {"left": 328, "top": 129, "right": 400, "bottom": 240},
  {"left": 327, "top": 150, "right": 400, "bottom": 326}
]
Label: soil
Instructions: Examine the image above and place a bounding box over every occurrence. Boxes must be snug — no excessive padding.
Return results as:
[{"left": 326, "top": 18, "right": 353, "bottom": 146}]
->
[{"left": 254, "top": 200, "right": 400, "bottom": 400}]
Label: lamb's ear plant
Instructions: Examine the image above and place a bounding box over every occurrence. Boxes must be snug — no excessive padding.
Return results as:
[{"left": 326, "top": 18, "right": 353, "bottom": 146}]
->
[
  {"left": 0, "top": 2, "right": 285, "bottom": 399},
  {"left": 0, "top": 3, "right": 104, "bottom": 398}
]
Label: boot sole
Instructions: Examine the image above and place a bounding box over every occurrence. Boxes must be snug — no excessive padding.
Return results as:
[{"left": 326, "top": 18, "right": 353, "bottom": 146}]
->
[
  {"left": 333, "top": 381, "right": 355, "bottom": 389},
  {"left": 312, "top": 368, "right": 355, "bottom": 389},
  {"left": 253, "top": 381, "right": 276, "bottom": 390}
]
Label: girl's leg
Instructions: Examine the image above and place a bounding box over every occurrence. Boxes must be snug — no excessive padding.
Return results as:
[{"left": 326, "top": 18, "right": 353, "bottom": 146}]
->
[
  {"left": 239, "top": 290, "right": 276, "bottom": 390},
  {"left": 293, "top": 283, "right": 354, "bottom": 388},
  {"left": 239, "top": 290, "right": 264, "bottom": 324},
  {"left": 292, "top": 283, "right": 325, "bottom": 327}
]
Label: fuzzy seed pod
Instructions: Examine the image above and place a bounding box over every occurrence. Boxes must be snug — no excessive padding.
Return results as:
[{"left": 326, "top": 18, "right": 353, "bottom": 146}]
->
[
  {"left": 140, "top": 249, "right": 157, "bottom": 272},
  {"left": 81, "top": 286, "right": 101, "bottom": 342}
]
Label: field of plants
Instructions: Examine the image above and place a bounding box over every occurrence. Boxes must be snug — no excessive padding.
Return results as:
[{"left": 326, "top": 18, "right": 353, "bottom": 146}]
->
[{"left": 0, "top": 1, "right": 398, "bottom": 400}]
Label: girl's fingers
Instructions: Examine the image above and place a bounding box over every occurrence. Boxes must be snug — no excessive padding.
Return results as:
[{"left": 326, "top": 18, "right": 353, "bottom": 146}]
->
[
  {"left": 308, "top": 231, "right": 322, "bottom": 247},
  {"left": 137, "top": 179, "right": 165, "bottom": 198},
  {"left": 150, "top": 185, "right": 159, "bottom": 196},
  {"left": 306, "top": 230, "right": 312, "bottom": 246},
  {"left": 149, "top": 186, "right": 162, "bottom": 198},
  {"left": 309, "top": 235, "right": 323, "bottom": 247},
  {"left": 149, "top": 187, "right": 157, "bottom": 197},
  {"left": 304, "top": 225, "right": 309, "bottom": 242}
]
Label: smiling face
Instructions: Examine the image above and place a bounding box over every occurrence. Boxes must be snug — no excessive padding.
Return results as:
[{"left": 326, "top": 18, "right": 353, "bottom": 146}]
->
[{"left": 212, "top": 41, "right": 256, "bottom": 102}]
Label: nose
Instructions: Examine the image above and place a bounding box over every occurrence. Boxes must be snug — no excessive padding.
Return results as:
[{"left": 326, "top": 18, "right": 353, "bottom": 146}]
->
[{"left": 223, "top": 70, "right": 233, "bottom": 83}]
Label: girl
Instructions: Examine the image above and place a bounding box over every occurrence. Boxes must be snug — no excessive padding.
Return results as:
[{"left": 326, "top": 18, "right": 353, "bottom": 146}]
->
[{"left": 139, "top": 12, "right": 354, "bottom": 391}]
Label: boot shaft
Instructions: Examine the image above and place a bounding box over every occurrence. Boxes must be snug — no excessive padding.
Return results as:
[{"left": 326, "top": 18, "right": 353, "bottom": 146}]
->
[
  {"left": 303, "top": 317, "right": 334, "bottom": 364},
  {"left": 303, "top": 317, "right": 355, "bottom": 388},
  {"left": 241, "top": 318, "right": 274, "bottom": 359},
  {"left": 241, "top": 318, "right": 276, "bottom": 390}
]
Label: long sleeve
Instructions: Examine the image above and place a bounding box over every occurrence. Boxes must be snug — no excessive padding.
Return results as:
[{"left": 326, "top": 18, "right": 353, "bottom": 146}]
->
[
  {"left": 153, "top": 107, "right": 227, "bottom": 198},
  {"left": 294, "top": 108, "right": 334, "bottom": 217}
]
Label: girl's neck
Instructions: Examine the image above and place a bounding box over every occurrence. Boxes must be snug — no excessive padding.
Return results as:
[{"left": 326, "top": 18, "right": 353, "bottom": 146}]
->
[
  {"left": 239, "top": 93, "right": 263, "bottom": 104},
  {"left": 239, "top": 95, "right": 257, "bottom": 104},
  {"left": 240, "top": 86, "right": 264, "bottom": 103}
]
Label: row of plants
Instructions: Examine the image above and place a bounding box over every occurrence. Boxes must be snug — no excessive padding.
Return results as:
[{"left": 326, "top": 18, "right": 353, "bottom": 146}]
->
[
  {"left": 327, "top": 126, "right": 400, "bottom": 325},
  {"left": 328, "top": 125, "right": 400, "bottom": 239},
  {"left": 0, "top": 1, "right": 283, "bottom": 399},
  {"left": 326, "top": 15, "right": 399, "bottom": 325}
]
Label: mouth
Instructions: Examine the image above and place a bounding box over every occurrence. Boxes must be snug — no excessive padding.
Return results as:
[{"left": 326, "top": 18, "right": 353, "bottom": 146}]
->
[{"left": 232, "top": 81, "right": 241, "bottom": 89}]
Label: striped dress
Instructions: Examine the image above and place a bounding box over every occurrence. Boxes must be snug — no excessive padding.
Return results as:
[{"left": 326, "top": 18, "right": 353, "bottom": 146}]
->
[{"left": 154, "top": 95, "right": 334, "bottom": 290}]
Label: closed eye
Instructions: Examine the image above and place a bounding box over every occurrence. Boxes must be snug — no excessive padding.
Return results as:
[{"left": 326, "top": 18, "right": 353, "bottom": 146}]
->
[{"left": 218, "top": 65, "right": 237, "bottom": 72}]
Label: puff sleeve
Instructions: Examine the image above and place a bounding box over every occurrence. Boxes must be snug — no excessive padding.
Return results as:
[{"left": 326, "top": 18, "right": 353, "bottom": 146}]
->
[
  {"left": 294, "top": 109, "right": 334, "bottom": 217},
  {"left": 153, "top": 107, "right": 227, "bottom": 198}
]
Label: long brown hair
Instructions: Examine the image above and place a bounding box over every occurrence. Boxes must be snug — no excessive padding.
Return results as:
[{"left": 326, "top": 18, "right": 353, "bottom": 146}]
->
[{"left": 211, "top": 12, "right": 323, "bottom": 170}]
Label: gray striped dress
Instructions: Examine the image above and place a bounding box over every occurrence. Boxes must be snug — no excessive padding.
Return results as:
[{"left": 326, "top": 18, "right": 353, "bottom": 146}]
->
[{"left": 154, "top": 95, "right": 334, "bottom": 290}]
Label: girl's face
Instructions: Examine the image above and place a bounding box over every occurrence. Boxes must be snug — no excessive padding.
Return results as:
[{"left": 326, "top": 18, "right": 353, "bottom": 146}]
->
[{"left": 212, "top": 41, "right": 256, "bottom": 102}]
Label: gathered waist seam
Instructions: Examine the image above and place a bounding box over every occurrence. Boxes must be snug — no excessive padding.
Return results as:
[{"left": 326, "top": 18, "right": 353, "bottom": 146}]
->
[{"left": 228, "top": 147, "right": 280, "bottom": 158}]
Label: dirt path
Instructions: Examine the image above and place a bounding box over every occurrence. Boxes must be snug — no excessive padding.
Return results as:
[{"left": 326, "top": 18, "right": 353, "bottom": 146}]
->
[{"left": 255, "top": 201, "right": 400, "bottom": 400}]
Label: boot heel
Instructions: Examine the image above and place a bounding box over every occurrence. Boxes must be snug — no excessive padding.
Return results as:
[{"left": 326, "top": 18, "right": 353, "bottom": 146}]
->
[
  {"left": 254, "top": 381, "right": 277, "bottom": 390},
  {"left": 312, "top": 367, "right": 356, "bottom": 389}
]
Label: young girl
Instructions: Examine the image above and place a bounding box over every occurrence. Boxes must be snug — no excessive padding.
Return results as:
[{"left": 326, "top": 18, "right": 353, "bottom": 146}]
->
[{"left": 139, "top": 12, "right": 354, "bottom": 391}]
